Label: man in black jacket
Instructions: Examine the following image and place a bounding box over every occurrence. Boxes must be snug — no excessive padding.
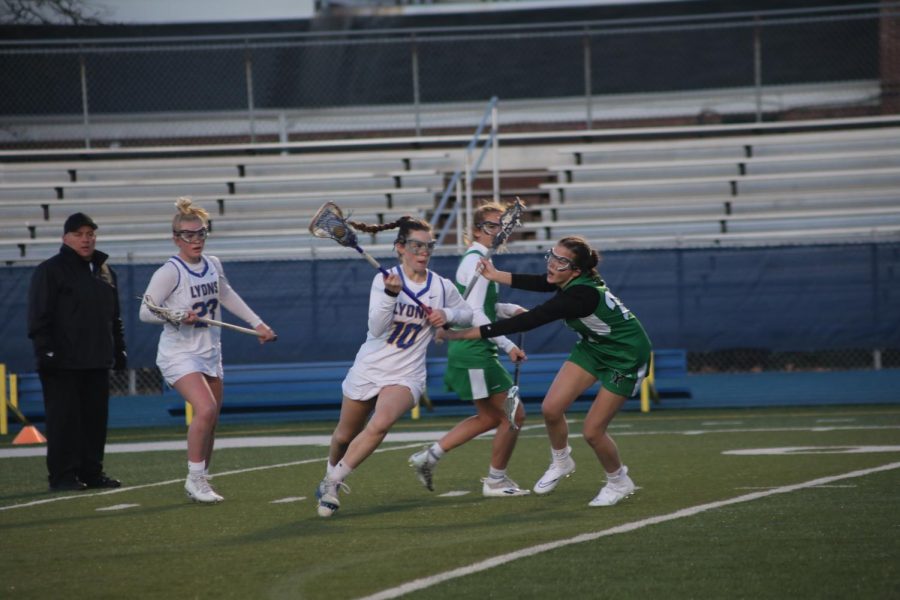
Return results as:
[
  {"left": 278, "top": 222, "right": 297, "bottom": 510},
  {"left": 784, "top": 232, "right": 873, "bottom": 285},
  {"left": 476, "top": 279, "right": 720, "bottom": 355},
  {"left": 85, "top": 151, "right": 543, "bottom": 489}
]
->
[{"left": 27, "top": 212, "right": 127, "bottom": 492}]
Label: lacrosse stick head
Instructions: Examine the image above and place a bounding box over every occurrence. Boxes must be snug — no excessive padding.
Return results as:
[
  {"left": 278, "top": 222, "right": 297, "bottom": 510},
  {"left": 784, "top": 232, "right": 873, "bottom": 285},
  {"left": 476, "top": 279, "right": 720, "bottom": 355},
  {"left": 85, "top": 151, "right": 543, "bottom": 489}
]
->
[
  {"left": 309, "top": 202, "right": 359, "bottom": 248},
  {"left": 492, "top": 197, "right": 526, "bottom": 253},
  {"left": 141, "top": 295, "right": 186, "bottom": 328}
]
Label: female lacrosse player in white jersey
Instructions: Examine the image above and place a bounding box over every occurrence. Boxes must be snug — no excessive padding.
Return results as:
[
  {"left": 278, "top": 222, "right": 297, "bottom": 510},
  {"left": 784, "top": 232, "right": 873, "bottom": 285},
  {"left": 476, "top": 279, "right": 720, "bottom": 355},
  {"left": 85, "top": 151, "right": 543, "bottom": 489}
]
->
[
  {"left": 315, "top": 216, "right": 473, "bottom": 518},
  {"left": 408, "top": 202, "right": 529, "bottom": 497},
  {"left": 140, "top": 198, "right": 276, "bottom": 503}
]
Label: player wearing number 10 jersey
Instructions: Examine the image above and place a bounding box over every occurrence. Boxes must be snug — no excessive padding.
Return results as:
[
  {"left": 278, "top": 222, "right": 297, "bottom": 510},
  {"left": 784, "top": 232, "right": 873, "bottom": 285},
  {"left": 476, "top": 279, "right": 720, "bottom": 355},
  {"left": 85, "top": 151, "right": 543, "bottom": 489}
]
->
[
  {"left": 140, "top": 198, "right": 276, "bottom": 504},
  {"left": 314, "top": 216, "right": 473, "bottom": 517}
]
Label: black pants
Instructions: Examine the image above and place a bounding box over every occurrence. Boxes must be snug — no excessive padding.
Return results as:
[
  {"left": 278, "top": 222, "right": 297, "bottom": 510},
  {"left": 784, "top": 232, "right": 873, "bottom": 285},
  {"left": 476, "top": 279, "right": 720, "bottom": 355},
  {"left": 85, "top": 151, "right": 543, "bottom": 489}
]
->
[{"left": 39, "top": 368, "right": 110, "bottom": 486}]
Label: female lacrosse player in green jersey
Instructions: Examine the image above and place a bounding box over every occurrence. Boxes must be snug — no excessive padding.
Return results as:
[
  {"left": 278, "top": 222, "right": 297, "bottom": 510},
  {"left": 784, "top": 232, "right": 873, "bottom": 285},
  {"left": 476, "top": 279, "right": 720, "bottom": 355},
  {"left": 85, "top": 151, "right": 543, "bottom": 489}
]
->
[
  {"left": 439, "top": 235, "right": 651, "bottom": 507},
  {"left": 408, "top": 202, "right": 529, "bottom": 497}
]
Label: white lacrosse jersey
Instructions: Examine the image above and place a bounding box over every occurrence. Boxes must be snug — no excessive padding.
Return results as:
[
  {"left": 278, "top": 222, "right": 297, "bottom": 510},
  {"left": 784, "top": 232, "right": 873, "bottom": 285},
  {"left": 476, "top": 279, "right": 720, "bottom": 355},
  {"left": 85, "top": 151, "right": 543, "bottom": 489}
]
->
[
  {"left": 140, "top": 254, "right": 261, "bottom": 384},
  {"left": 343, "top": 266, "right": 473, "bottom": 400}
]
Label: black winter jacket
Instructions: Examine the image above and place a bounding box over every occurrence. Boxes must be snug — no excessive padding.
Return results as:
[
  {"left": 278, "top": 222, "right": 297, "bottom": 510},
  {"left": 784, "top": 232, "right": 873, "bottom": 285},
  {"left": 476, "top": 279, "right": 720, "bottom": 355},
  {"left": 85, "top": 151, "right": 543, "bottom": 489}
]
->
[{"left": 27, "top": 244, "right": 126, "bottom": 371}]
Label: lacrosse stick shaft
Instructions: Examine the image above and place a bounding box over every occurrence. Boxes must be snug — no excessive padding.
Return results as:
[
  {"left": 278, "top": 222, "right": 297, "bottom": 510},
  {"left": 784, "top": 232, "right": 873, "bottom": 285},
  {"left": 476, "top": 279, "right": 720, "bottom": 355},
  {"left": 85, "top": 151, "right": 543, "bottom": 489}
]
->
[
  {"left": 142, "top": 296, "right": 273, "bottom": 339},
  {"left": 514, "top": 332, "right": 524, "bottom": 384},
  {"left": 355, "top": 246, "right": 386, "bottom": 273},
  {"left": 504, "top": 332, "right": 525, "bottom": 430},
  {"left": 461, "top": 248, "right": 495, "bottom": 301},
  {"left": 195, "top": 317, "right": 267, "bottom": 338},
  {"left": 6, "top": 398, "right": 34, "bottom": 427}
]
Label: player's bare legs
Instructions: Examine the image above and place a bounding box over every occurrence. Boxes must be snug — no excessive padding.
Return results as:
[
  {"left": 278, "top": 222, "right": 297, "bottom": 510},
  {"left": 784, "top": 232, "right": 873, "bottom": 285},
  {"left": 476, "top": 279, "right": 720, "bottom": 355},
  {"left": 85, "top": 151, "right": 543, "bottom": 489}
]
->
[
  {"left": 329, "top": 395, "right": 375, "bottom": 467},
  {"left": 532, "top": 361, "right": 596, "bottom": 495},
  {"left": 174, "top": 372, "right": 224, "bottom": 502},
  {"left": 174, "top": 372, "right": 220, "bottom": 464},
  {"left": 201, "top": 375, "right": 223, "bottom": 471},
  {"left": 540, "top": 361, "right": 596, "bottom": 450},
  {"left": 341, "top": 385, "right": 414, "bottom": 469},
  {"left": 438, "top": 390, "right": 518, "bottom": 467},
  {"left": 584, "top": 387, "right": 635, "bottom": 507},
  {"left": 583, "top": 387, "right": 628, "bottom": 473}
]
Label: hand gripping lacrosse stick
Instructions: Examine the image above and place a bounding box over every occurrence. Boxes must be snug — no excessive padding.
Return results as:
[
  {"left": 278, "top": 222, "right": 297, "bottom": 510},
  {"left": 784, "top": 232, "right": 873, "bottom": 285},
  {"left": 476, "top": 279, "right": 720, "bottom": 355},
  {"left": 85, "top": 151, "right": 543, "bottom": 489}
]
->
[
  {"left": 308, "top": 201, "right": 433, "bottom": 315},
  {"left": 141, "top": 295, "right": 275, "bottom": 339},
  {"left": 461, "top": 197, "right": 526, "bottom": 300},
  {"left": 504, "top": 332, "right": 524, "bottom": 430}
]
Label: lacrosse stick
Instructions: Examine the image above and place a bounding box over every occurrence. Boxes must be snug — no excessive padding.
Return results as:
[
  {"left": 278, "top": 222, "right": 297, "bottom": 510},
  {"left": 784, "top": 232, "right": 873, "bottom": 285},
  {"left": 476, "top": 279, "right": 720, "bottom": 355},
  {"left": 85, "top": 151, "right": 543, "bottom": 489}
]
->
[
  {"left": 308, "top": 201, "right": 433, "bottom": 315},
  {"left": 504, "top": 332, "right": 524, "bottom": 430},
  {"left": 462, "top": 197, "right": 526, "bottom": 300},
  {"left": 141, "top": 295, "right": 274, "bottom": 339}
]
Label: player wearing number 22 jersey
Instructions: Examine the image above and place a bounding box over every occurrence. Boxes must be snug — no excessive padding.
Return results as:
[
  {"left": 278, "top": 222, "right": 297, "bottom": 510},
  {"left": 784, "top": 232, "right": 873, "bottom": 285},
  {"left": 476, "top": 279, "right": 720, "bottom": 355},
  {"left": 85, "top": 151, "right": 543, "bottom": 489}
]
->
[
  {"left": 142, "top": 254, "right": 264, "bottom": 386},
  {"left": 343, "top": 265, "right": 472, "bottom": 404}
]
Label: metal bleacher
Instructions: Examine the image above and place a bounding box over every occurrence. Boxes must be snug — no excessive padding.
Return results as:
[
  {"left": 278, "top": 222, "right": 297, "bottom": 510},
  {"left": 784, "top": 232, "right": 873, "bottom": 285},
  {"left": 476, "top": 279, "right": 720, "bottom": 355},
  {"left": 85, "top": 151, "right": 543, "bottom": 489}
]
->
[
  {"left": 2, "top": 115, "right": 900, "bottom": 264},
  {"left": 528, "top": 122, "right": 900, "bottom": 249},
  {"left": 0, "top": 148, "right": 454, "bottom": 263}
]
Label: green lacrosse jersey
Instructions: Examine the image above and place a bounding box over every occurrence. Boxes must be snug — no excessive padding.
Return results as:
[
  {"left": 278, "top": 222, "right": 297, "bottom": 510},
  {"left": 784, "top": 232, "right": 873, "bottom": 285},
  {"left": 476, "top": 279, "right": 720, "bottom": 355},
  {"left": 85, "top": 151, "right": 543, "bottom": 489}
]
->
[
  {"left": 562, "top": 274, "right": 652, "bottom": 371},
  {"left": 447, "top": 247, "right": 502, "bottom": 368}
]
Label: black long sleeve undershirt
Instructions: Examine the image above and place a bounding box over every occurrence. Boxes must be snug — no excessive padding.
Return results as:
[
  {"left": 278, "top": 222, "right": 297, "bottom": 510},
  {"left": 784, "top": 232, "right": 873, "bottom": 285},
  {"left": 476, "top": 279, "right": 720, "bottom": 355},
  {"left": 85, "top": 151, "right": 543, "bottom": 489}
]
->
[{"left": 479, "top": 273, "right": 600, "bottom": 338}]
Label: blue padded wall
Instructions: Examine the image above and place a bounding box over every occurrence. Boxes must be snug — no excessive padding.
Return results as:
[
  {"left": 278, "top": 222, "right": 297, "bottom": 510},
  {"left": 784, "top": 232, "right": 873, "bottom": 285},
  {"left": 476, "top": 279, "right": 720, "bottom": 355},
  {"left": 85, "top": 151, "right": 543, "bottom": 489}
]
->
[{"left": 1, "top": 242, "right": 898, "bottom": 373}]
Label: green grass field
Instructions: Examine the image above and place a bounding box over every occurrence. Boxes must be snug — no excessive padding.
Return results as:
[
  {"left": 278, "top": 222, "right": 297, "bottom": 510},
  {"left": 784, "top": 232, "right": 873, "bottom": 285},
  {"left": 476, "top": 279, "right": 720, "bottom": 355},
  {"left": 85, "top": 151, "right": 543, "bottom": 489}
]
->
[{"left": 2, "top": 405, "right": 898, "bottom": 599}]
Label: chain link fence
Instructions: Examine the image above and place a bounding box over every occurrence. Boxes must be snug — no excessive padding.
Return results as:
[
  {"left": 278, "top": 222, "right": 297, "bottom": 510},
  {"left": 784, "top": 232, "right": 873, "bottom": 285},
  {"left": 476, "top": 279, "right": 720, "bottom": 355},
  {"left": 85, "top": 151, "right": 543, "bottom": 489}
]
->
[{"left": 1, "top": 3, "right": 897, "bottom": 149}]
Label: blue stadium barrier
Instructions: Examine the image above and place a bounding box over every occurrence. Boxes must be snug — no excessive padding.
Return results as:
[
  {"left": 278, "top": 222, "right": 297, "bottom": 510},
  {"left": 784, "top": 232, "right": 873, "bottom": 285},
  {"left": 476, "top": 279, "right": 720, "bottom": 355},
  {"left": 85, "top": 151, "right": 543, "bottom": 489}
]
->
[{"left": 163, "top": 349, "right": 689, "bottom": 416}]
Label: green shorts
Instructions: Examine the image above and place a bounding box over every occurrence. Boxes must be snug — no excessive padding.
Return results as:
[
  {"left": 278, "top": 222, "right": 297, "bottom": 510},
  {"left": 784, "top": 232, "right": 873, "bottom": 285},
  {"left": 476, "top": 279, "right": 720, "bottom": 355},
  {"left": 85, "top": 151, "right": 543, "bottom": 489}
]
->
[
  {"left": 443, "top": 361, "right": 513, "bottom": 401},
  {"left": 567, "top": 341, "right": 651, "bottom": 398}
]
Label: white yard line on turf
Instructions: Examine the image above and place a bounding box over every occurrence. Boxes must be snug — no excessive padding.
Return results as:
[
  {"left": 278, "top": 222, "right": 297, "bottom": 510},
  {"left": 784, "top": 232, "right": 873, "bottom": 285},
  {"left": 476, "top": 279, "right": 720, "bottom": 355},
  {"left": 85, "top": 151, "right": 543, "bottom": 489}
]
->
[
  {"left": 0, "top": 442, "right": 426, "bottom": 512},
  {"left": 3, "top": 423, "right": 898, "bottom": 460},
  {"left": 355, "top": 461, "right": 900, "bottom": 600}
]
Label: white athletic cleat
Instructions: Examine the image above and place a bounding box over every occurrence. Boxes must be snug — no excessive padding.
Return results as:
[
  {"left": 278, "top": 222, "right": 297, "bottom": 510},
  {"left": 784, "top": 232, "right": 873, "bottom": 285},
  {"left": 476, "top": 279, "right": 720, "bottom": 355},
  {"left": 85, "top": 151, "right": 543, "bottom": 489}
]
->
[
  {"left": 185, "top": 474, "right": 223, "bottom": 503},
  {"left": 315, "top": 477, "right": 350, "bottom": 518},
  {"left": 408, "top": 447, "right": 435, "bottom": 492},
  {"left": 589, "top": 466, "right": 636, "bottom": 507},
  {"left": 533, "top": 452, "right": 576, "bottom": 495},
  {"left": 482, "top": 475, "right": 531, "bottom": 497}
]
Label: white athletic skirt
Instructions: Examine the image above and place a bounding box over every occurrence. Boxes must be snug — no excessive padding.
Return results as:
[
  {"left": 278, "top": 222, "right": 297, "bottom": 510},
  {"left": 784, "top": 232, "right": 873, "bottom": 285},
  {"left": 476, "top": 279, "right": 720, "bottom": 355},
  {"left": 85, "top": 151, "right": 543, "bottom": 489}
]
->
[
  {"left": 157, "top": 352, "right": 223, "bottom": 386},
  {"left": 341, "top": 368, "right": 424, "bottom": 405}
]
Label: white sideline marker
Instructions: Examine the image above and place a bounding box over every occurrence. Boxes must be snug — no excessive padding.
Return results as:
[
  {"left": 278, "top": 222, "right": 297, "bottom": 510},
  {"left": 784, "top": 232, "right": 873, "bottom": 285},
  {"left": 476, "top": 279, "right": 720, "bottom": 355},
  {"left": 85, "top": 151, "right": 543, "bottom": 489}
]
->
[
  {"left": 355, "top": 461, "right": 900, "bottom": 600},
  {"left": 271, "top": 496, "right": 306, "bottom": 504},
  {"left": 96, "top": 503, "right": 140, "bottom": 512}
]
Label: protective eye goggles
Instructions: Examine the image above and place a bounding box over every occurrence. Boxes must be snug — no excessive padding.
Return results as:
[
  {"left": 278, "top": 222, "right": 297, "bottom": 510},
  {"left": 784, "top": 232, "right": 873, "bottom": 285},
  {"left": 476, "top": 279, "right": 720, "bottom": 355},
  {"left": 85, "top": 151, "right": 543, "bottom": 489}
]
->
[
  {"left": 173, "top": 227, "right": 208, "bottom": 243},
  {"left": 477, "top": 220, "right": 502, "bottom": 233},
  {"left": 404, "top": 239, "right": 436, "bottom": 255},
  {"left": 545, "top": 249, "right": 574, "bottom": 271}
]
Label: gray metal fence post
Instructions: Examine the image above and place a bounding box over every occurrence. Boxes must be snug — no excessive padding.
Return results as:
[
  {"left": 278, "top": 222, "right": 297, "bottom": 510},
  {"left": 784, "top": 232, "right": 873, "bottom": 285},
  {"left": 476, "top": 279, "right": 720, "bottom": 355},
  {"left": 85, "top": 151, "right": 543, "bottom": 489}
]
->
[
  {"left": 79, "top": 53, "right": 91, "bottom": 149},
  {"left": 245, "top": 43, "right": 256, "bottom": 143},
  {"left": 491, "top": 104, "right": 499, "bottom": 203},
  {"left": 411, "top": 35, "right": 422, "bottom": 137},
  {"left": 583, "top": 28, "right": 593, "bottom": 129},
  {"left": 753, "top": 18, "right": 763, "bottom": 122}
]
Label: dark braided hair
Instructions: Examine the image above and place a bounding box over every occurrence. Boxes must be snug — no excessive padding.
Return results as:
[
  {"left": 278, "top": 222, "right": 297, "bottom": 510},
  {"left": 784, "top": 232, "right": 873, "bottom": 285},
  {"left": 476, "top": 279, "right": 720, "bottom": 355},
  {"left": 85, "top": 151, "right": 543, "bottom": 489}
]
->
[
  {"left": 558, "top": 236, "right": 601, "bottom": 280},
  {"left": 348, "top": 215, "right": 431, "bottom": 246}
]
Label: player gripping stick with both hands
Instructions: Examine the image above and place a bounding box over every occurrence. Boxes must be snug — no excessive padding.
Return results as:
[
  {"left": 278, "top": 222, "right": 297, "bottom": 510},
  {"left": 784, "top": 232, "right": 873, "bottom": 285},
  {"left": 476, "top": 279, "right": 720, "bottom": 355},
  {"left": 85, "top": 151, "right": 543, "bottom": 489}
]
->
[
  {"left": 140, "top": 198, "right": 276, "bottom": 504},
  {"left": 315, "top": 216, "right": 473, "bottom": 518}
]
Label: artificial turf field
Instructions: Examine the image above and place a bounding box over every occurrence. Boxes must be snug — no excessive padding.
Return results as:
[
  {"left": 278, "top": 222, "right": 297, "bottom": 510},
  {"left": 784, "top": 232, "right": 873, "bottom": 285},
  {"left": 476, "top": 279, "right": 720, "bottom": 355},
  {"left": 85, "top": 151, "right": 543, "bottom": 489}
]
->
[{"left": 1, "top": 404, "right": 898, "bottom": 599}]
